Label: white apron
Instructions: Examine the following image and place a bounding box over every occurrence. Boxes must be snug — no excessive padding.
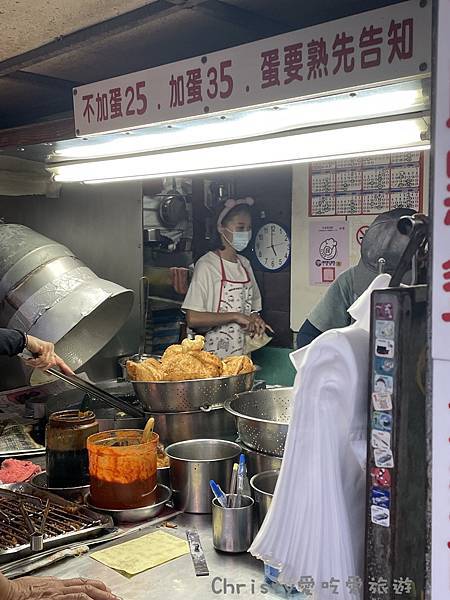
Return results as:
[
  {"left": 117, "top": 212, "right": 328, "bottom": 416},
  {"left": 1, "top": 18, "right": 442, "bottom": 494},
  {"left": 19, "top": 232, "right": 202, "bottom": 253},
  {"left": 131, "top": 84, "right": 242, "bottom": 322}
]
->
[{"left": 204, "top": 255, "right": 253, "bottom": 358}]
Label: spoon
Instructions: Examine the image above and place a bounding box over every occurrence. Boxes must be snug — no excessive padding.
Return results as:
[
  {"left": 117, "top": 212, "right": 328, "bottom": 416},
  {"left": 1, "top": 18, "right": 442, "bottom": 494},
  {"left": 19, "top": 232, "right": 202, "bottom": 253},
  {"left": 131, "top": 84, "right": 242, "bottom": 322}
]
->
[{"left": 142, "top": 416, "right": 155, "bottom": 443}]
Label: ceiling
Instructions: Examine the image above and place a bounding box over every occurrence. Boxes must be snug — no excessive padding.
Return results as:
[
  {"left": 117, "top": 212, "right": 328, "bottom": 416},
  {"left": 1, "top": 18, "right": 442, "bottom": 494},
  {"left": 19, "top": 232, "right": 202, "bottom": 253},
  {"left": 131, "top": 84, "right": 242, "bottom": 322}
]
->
[{"left": 0, "top": 0, "right": 407, "bottom": 134}]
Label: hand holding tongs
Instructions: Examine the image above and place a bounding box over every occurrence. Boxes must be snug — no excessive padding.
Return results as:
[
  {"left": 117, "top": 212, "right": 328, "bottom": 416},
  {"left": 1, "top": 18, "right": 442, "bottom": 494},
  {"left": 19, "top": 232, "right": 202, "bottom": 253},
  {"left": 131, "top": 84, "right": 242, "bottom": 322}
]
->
[
  {"left": 19, "top": 498, "right": 50, "bottom": 552},
  {"left": 21, "top": 348, "right": 144, "bottom": 418}
]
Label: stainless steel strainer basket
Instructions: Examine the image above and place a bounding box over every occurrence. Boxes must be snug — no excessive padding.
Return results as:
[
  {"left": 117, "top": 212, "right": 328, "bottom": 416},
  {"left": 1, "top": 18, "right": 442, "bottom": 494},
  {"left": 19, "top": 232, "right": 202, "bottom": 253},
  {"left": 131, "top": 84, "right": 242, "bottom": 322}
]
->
[
  {"left": 130, "top": 369, "right": 255, "bottom": 412},
  {"left": 224, "top": 387, "right": 293, "bottom": 457}
]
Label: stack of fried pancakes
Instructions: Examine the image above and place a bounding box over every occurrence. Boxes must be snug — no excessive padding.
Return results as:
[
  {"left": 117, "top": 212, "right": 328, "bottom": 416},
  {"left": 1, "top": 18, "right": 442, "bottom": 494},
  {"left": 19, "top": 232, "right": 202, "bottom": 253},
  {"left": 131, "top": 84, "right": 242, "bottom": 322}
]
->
[{"left": 126, "top": 336, "right": 254, "bottom": 382}]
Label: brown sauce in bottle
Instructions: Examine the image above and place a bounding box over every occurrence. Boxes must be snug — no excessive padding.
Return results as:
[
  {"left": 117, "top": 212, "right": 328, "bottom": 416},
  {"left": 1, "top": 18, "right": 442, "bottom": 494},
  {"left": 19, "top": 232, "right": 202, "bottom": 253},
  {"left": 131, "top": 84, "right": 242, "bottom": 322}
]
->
[{"left": 46, "top": 410, "right": 98, "bottom": 488}]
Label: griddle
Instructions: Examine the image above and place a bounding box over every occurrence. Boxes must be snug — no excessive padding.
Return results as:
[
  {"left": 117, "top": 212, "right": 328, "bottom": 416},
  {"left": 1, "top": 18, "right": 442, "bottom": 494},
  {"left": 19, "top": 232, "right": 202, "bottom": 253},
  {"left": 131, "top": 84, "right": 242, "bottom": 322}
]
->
[{"left": 0, "top": 484, "right": 113, "bottom": 563}]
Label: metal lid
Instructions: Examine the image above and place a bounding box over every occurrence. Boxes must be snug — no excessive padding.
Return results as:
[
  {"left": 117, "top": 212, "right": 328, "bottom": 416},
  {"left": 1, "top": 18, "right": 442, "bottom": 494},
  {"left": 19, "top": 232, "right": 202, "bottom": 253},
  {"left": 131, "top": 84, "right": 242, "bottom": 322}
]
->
[{"left": 48, "top": 409, "right": 97, "bottom": 428}]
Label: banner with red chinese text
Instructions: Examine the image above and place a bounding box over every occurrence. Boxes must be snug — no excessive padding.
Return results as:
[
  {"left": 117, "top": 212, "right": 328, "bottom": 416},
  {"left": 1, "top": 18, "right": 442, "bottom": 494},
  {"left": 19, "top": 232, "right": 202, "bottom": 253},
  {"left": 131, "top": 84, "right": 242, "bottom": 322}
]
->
[
  {"left": 73, "top": 0, "right": 431, "bottom": 137},
  {"left": 430, "top": 0, "right": 450, "bottom": 598}
]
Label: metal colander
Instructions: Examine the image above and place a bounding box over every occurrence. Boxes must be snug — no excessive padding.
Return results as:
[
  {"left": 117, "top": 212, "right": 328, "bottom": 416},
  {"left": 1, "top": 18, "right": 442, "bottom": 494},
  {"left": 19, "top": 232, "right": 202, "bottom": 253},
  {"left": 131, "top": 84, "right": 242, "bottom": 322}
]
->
[
  {"left": 224, "top": 387, "right": 293, "bottom": 457},
  {"left": 130, "top": 370, "right": 255, "bottom": 412}
]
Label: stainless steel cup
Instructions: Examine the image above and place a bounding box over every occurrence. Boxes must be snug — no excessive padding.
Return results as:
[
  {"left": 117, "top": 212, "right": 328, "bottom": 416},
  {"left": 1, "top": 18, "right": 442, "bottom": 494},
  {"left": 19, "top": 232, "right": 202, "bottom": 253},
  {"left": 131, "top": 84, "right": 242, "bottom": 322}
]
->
[
  {"left": 249, "top": 469, "right": 279, "bottom": 526},
  {"left": 166, "top": 439, "right": 241, "bottom": 513},
  {"left": 212, "top": 494, "right": 254, "bottom": 553}
]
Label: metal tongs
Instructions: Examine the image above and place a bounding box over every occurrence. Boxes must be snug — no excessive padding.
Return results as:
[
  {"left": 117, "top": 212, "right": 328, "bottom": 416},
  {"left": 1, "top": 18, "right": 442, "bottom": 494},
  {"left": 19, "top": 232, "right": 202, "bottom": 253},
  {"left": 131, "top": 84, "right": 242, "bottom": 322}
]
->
[
  {"left": 21, "top": 348, "right": 145, "bottom": 418},
  {"left": 19, "top": 498, "right": 51, "bottom": 552},
  {"left": 45, "top": 368, "right": 145, "bottom": 418}
]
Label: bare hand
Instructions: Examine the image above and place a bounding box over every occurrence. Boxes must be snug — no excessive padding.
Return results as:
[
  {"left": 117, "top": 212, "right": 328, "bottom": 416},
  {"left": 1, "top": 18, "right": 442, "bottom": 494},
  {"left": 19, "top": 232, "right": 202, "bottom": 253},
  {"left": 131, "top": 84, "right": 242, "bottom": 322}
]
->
[
  {"left": 22, "top": 335, "right": 74, "bottom": 375},
  {"left": 232, "top": 313, "right": 273, "bottom": 338},
  {"left": 231, "top": 313, "right": 252, "bottom": 330},
  {"left": 248, "top": 313, "right": 266, "bottom": 337},
  {"left": 248, "top": 313, "right": 273, "bottom": 337},
  {"left": 1, "top": 574, "right": 120, "bottom": 600}
]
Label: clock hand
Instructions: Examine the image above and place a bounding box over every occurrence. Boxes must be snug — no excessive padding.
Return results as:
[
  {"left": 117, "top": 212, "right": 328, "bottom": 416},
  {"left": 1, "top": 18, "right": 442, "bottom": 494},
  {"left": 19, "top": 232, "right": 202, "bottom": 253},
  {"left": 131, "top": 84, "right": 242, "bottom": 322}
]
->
[{"left": 266, "top": 245, "right": 278, "bottom": 256}]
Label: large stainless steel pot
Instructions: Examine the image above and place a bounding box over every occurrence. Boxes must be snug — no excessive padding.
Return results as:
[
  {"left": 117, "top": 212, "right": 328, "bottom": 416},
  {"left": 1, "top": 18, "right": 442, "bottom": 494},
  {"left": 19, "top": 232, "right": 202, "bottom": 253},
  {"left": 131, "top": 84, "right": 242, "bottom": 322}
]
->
[
  {"left": 250, "top": 470, "right": 279, "bottom": 526},
  {"left": 0, "top": 224, "right": 133, "bottom": 376},
  {"left": 241, "top": 444, "right": 283, "bottom": 479},
  {"left": 225, "top": 388, "right": 292, "bottom": 457},
  {"left": 166, "top": 439, "right": 240, "bottom": 513},
  {"left": 151, "top": 406, "right": 237, "bottom": 446},
  {"left": 130, "top": 368, "right": 255, "bottom": 412}
]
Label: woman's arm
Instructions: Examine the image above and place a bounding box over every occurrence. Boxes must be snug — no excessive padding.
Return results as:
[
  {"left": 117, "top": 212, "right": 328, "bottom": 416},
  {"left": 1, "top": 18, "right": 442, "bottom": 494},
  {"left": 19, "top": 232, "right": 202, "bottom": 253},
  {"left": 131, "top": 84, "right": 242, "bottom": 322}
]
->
[
  {"left": 186, "top": 310, "right": 251, "bottom": 331},
  {"left": 0, "top": 328, "right": 26, "bottom": 356},
  {"left": 0, "top": 328, "right": 73, "bottom": 374}
]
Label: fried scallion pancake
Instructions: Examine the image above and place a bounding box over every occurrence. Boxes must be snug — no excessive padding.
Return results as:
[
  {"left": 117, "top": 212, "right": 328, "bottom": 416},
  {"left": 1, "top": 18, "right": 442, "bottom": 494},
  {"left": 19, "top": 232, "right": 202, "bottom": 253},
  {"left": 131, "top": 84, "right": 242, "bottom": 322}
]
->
[
  {"left": 126, "top": 335, "right": 254, "bottom": 382},
  {"left": 222, "top": 355, "right": 254, "bottom": 376}
]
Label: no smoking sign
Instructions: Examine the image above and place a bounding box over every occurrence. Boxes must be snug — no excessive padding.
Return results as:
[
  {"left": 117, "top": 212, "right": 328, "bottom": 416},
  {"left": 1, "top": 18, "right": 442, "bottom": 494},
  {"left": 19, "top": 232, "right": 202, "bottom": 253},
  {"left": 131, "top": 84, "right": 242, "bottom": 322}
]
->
[{"left": 356, "top": 225, "right": 369, "bottom": 245}]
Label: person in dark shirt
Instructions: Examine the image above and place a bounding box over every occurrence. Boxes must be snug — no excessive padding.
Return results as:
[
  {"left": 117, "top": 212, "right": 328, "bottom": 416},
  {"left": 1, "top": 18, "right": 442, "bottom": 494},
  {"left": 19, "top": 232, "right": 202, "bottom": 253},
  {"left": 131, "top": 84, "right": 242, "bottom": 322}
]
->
[
  {"left": 297, "top": 208, "right": 415, "bottom": 349},
  {"left": 0, "top": 328, "right": 73, "bottom": 374}
]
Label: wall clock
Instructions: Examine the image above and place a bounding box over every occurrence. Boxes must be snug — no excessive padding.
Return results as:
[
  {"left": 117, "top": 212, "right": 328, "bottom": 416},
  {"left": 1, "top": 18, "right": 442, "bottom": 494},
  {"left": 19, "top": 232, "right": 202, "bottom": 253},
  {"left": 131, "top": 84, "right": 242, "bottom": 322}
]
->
[{"left": 254, "top": 222, "right": 291, "bottom": 272}]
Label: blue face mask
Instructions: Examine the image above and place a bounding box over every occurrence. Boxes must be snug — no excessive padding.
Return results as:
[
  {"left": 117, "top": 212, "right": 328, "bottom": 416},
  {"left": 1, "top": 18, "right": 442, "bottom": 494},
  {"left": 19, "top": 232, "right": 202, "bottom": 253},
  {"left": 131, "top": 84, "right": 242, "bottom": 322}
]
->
[{"left": 225, "top": 229, "right": 252, "bottom": 252}]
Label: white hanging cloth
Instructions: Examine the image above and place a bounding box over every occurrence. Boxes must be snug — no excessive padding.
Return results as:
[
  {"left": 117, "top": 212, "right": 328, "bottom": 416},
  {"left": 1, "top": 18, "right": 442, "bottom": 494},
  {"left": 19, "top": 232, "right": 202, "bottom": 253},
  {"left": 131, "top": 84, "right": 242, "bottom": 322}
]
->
[{"left": 249, "top": 274, "right": 391, "bottom": 599}]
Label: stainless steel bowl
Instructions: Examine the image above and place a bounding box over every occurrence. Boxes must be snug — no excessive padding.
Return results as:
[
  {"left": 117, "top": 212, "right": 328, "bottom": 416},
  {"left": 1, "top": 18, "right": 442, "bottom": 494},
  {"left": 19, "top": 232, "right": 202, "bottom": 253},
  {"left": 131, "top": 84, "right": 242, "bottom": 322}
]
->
[
  {"left": 250, "top": 470, "right": 279, "bottom": 526},
  {"left": 29, "top": 472, "right": 90, "bottom": 503},
  {"left": 131, "top": 369, "right": 255, "bottom": 412},
  {"left": 225, "top": 388, "right": 293, "bottom": 457},
  {"left": 152, "top": 406, "right": 237, "bottom": 446},
  {"left": 86, "top": 484, "right": 172, "bottom": 524},
  {"left": 241, "top": 444, "right": 283, "bottom": 479},
  {"left": 166, "top": 439, "right": 240, "bottom": 513},
  {"left": 157, "top": 466, "right": 170, "bottom": 488}
]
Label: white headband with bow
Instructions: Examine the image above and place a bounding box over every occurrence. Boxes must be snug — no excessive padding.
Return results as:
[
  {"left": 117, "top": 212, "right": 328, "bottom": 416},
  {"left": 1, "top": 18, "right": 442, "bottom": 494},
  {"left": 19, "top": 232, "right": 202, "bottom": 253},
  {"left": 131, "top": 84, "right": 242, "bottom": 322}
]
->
[{"left": 217, "top": 197, "right": 255, "bottom": 227}]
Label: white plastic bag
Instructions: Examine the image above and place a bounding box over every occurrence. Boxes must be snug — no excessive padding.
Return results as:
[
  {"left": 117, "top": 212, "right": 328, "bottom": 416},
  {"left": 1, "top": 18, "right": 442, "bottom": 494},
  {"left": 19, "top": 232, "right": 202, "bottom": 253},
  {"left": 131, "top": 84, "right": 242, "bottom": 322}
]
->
[{"left": 249, "top": 274, "right": 391, "bottom": 599}]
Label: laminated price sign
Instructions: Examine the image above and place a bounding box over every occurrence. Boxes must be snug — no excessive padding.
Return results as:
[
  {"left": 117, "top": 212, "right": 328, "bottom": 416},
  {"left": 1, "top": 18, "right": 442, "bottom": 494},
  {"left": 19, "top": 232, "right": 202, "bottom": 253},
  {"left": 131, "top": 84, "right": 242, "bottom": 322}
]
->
[{"left": 73, "top": 0, "right": 431, "bottom": 136}]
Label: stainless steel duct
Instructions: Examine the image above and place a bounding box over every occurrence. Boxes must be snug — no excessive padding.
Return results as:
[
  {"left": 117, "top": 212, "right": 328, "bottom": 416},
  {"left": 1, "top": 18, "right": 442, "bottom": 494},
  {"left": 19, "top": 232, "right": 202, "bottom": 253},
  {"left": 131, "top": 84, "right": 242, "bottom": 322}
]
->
[{"left": 0, "top": 223, "right": 134, "bottom": 375}]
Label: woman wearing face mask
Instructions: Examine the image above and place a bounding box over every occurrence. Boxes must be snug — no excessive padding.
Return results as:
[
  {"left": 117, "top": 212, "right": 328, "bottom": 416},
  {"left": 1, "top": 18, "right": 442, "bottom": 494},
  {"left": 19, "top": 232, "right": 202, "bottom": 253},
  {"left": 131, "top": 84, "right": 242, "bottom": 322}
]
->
[{"left": 182, "top": 198, "right": 270, "bottom": 358}]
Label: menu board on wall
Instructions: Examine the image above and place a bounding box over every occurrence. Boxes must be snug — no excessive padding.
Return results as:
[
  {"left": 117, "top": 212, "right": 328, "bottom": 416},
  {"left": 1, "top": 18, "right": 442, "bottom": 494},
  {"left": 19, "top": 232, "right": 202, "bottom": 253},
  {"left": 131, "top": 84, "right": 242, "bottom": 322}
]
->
[{"left": 308, "top": 151, "right": 424, "bottom": 217}]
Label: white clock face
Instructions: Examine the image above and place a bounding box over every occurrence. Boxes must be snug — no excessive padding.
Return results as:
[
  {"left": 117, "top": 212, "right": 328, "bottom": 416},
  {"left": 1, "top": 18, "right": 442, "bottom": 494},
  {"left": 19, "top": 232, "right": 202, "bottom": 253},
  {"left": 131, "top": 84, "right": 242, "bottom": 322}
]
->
[{"left": 254, "top": 223, "right": 291, "bottom": 271}]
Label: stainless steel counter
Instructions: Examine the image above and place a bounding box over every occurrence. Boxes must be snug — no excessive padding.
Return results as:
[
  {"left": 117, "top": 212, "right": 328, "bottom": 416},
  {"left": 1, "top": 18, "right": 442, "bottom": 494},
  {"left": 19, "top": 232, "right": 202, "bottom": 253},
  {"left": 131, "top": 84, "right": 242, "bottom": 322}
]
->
[{"left": 35, "top": 512, "right": 279, "bottom": 600}]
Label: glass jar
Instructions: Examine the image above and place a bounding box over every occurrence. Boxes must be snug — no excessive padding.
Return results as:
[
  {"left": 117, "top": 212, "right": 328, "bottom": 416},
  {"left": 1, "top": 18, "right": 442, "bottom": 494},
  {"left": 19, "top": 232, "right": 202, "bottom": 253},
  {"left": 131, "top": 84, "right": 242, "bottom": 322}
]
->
[
  {"left": 87, "top": 429, "right": 158, "bottom": 509},
  {"left": 46, "top": 410, "right": 99, "bottom": 488}
]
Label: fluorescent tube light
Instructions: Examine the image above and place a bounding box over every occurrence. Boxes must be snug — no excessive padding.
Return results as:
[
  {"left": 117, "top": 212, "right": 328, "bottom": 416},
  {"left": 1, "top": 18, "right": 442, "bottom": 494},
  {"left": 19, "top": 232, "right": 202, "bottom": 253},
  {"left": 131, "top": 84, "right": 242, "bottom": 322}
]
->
[
  {"left": 54, "top": 80, "right": 427, "bottom": 160},
  {"left": 51, "top": 118, "right": 428, "bottom": 184},
  {"left": 80, "top": 145, "right": 429, "bottom": 184}
]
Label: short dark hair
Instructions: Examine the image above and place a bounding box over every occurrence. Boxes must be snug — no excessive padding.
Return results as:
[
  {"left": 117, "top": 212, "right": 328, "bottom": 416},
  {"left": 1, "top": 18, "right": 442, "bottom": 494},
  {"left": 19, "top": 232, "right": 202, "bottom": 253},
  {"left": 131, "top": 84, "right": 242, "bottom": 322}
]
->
[{"left": 209, "top": 202, "right": 252, "bottom": 251}]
